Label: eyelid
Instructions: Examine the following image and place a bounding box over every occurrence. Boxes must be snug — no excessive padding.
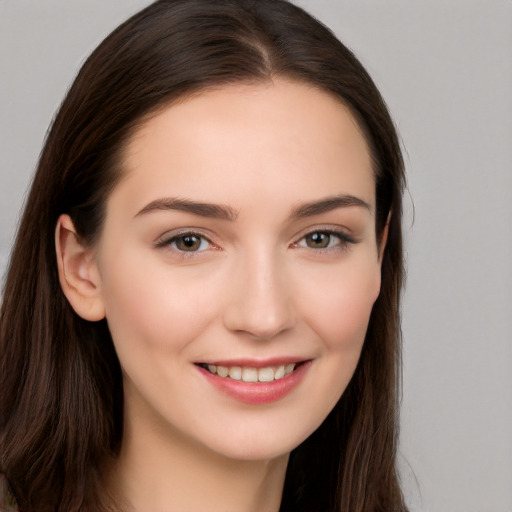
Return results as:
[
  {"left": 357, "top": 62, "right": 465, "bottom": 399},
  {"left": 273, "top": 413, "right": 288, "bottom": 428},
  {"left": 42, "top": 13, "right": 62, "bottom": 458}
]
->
[
  {"left": 293, "top": 224, "right": 357, "bottom": 242},
  {"left": 153, "top": 225, "right": 358, "bottom": 256},
  {"left": 154, "top": 228, "right": 218, "bottom": 252},
  {"left": 291, "top": 225, "right": 358, "bottom": 251}
]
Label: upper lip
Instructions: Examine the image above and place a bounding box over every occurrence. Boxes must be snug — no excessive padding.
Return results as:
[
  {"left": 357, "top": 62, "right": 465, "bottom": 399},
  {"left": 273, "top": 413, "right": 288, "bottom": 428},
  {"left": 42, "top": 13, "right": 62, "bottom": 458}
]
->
[{"left": 195, "top": 357, "right": 311, "bottom": 368}]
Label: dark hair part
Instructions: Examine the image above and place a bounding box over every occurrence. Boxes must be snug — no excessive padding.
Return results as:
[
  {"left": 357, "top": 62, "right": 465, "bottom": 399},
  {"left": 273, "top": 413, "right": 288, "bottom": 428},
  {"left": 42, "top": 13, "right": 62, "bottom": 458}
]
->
[{"left": 0, "top": 1, "right": 406, "bottom": 510}]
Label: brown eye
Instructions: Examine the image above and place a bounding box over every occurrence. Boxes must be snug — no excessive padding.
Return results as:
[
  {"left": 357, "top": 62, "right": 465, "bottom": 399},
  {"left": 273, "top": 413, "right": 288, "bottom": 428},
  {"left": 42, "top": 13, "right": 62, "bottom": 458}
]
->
[
  {"left": 304, "top": 232, "right": 336, "bottom": 249},
  {"left": 171, "top": 234, "right": 209, "bottom": 252},
  {"left": 296, "top": 230, "right": 354, "bottom": 251}
]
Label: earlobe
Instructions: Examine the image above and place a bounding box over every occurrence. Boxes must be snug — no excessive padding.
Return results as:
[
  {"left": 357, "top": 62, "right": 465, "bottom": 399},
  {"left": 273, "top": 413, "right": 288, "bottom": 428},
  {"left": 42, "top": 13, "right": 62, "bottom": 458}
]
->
[{"left": 55, "top": 214, "right": 106, "bottom": 321}]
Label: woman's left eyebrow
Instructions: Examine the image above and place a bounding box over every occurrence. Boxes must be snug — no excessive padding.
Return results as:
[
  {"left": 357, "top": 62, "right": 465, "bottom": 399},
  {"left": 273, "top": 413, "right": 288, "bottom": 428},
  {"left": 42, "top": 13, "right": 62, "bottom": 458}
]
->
[{"left": 290, "top": 195, "right": 371, "bottom": 219}]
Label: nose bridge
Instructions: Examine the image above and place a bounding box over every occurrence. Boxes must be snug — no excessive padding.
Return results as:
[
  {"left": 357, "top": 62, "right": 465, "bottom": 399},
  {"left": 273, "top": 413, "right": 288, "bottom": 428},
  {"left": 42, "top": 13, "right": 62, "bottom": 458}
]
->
[{"left": 223, "top": 245, "right": 295, "bottom": 339}]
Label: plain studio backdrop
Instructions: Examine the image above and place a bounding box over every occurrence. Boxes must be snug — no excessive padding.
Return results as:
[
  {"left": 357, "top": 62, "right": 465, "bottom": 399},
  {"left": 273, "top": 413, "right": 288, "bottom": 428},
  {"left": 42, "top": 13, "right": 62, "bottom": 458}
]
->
[{"left": 1, "top": 1, "right": 511, "bottom": 511}]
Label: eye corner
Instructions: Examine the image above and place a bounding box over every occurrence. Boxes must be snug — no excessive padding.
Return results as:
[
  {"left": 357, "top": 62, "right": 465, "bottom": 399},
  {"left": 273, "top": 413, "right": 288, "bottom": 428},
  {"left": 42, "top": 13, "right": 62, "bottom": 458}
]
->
[
  {"left": 291, "top": 227, "right": 358, "bottom": 253},
  {"left": 154, "top": 230, "right": 219, "bottom": 256}
]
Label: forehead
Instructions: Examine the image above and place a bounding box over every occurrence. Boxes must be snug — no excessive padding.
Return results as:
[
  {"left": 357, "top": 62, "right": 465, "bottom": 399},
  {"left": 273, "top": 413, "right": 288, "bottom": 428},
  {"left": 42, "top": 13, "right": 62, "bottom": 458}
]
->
[{"left": 114, "top": 79, "right": 375, "bottom": 216}]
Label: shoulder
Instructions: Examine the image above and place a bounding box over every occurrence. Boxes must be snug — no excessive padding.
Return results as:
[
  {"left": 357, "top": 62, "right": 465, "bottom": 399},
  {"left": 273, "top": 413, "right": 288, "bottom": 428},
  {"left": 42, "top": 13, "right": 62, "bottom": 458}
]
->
[{"left": 0, "top": 473, "right": 19, "bottom": 512}]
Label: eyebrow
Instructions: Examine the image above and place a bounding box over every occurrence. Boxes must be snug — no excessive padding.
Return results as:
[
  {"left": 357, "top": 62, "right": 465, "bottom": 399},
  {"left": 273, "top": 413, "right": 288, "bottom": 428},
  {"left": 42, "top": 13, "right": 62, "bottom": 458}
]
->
[
  {"left": 134, "top": 194, "right": 370, "bottom": 222},
  {"left": 291, "top": 195, "right": 371, "bottom": 219},
  {"left": 135, "top": 197, "right": 239, "bottom": 221}
]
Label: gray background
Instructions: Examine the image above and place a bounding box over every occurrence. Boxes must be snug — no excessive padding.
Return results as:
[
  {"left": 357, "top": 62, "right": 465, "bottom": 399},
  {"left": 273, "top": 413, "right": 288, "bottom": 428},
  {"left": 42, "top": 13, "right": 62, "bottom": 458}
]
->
[{"left": 1, "top": 1, "right": 511, "bottom": 510}]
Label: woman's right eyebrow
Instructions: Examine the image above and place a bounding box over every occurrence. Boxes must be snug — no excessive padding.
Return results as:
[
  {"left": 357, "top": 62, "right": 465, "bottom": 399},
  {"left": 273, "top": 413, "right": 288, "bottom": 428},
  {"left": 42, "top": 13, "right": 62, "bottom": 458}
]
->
[{"left": 134, "top": 197, "right": 239, "bottom": 221}]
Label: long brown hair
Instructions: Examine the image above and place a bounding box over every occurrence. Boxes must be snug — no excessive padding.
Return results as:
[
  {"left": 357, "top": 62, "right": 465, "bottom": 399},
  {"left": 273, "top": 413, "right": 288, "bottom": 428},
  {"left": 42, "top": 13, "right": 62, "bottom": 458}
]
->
[{"left": 0, "top": 1, "right": 407, "bottom": 510}]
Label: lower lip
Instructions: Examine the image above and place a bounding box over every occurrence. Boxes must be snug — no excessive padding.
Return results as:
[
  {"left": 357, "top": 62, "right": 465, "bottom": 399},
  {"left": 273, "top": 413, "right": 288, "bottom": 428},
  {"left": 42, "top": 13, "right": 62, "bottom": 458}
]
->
[{"left": 197, "top": 361, "right": 311, "bottom": 404}]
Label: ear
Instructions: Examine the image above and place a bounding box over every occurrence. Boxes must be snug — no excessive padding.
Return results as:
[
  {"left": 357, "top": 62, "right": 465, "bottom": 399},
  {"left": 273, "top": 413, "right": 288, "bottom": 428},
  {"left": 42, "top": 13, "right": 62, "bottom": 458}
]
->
[
  {"left": 55, "top": 214, "right": 105, "bottom": 321},
  {"left": 377, "top": 211, "right": 392, "bottom": 265}
]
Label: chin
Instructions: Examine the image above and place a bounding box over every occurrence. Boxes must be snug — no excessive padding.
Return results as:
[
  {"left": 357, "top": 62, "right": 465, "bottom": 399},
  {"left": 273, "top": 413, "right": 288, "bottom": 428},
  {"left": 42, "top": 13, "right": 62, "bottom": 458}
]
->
[{"left": 195, "top": 412, "right": 329, "bottom": 463}]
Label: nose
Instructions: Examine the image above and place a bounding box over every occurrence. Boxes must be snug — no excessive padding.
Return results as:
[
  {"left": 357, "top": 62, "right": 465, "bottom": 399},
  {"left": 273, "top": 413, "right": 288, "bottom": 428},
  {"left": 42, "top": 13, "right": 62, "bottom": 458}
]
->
[{"left": 222, "top": 250, "right": 296, "bottom": 340}]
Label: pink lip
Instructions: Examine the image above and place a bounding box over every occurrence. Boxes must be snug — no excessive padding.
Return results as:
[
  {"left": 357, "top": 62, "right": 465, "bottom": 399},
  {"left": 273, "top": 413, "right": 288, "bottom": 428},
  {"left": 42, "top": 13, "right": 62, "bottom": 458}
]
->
[
  {"left": 196, "top": 360, "right": 312, "bottom": 404},
  {"left": 199, "top": 356, "right": 307, "bottom": 368}
]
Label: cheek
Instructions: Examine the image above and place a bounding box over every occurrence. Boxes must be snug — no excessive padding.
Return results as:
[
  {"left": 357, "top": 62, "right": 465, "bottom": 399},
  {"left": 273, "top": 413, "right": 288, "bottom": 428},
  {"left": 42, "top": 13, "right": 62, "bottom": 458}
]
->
[
  {"left": 300, "top": 258, "right": 381, "bottom": 352},
  {"left": 284, "top": 258, "right": 381, "bottom": 438},
  {"left": 98, "top": 251, "right": 220, "bottom": 357}
]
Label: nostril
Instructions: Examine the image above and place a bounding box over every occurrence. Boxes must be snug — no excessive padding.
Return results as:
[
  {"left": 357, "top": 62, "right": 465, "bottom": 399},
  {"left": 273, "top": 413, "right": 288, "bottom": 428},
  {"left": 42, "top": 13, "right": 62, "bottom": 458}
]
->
[{"left": 223, "top": 301, "right": 296, "bottom": 340}]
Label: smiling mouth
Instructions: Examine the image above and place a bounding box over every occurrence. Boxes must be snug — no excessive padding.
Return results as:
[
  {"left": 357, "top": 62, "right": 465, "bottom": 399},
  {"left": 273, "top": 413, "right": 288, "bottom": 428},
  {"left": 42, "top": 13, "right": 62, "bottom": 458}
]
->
[{"left": 196, "top": 362, "right": 305, "bottom": 383}]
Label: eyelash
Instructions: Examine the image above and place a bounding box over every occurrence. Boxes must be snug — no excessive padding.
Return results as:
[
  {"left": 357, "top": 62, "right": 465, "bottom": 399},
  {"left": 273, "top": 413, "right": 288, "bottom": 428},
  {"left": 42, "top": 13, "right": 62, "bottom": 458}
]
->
[
  {"left": 155, "top": 228, "right": 357, "bottom": 257},
  {"left": 155, "top": 230, "right": 217, "bottom": 257},
  {"left": 293, "top": 228, "right": 357, "bottom": 253}
]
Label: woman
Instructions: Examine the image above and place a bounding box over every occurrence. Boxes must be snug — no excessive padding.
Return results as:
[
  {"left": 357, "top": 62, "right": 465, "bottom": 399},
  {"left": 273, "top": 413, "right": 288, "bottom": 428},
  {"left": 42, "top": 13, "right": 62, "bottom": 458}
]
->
[{"left": 0, "top": 0, "right": 406, "bottom": 510}]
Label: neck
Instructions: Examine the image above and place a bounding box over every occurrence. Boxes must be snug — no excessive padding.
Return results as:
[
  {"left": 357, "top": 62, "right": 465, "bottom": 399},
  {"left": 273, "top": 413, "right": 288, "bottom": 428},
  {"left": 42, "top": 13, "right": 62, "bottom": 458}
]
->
[{"left": 104, "top": 400, "right": 289, "bottom": 512}]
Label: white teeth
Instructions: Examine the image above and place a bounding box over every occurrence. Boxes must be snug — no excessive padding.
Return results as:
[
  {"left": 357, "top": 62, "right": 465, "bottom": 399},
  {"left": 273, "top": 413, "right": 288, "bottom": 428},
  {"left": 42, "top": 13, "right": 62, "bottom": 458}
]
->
[
  {"left": 258, "top": 367, "right": 275, "bottom": 382},
  {"left": 228, "top": 366, "right": 242, "bottom": 380},
  {"left": 204, "top": 362, "right": 299, "bottom": 382},
  {"left": 217, "top": 365, "right": 229, "bottom": 378},
  {"left": 242, "top": 367, "right": 258, "bottom": 382},
  {"left": 274, "top": 365, "right": 285, "bottom": 380},
  {"left": 285, "top": 363, "right": 295, "bottom": 375}
]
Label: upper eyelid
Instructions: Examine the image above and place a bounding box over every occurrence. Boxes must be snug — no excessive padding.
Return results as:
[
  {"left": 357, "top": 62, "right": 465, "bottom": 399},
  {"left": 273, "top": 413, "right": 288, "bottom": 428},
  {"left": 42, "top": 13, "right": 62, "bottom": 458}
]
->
[
  {"left": 293, "top": 225, "right": 356, "bottom": 242},
  {"left": 156, "top": 227, "right": 214, "bottom": 242},
  {"left": 155, "top": 229, "right": 216, "bottom": 250},
  {"left": 154, "top": 224, "right": 358, "bottom": 247},
  {"left": 293, "top": 227, "right": 361, "bottom": 253}
]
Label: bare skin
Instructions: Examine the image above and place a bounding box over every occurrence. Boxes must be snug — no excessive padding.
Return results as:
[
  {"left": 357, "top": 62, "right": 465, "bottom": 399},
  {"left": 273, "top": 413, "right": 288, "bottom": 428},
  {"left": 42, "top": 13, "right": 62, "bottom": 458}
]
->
[
  {"left": 103, "top": 382, "right": 288, "bottom": 511},
  {"left": 56, "top": 79, "right": 384, "bottom": 511}
]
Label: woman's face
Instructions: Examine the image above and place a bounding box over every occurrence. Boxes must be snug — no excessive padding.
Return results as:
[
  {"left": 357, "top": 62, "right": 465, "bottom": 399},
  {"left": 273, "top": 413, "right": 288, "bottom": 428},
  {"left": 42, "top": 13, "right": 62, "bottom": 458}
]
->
[{"left": 92, "top": 79, "right": 383, "bottom": 461}]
